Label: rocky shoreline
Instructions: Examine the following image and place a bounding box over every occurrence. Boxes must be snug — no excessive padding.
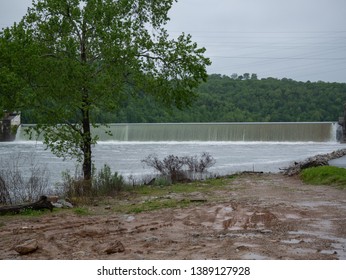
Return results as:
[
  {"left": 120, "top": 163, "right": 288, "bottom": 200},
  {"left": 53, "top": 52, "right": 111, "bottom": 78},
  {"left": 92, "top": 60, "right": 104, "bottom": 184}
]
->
[{"left": 282, "top": 148, "right": 346, "bottom": 176}]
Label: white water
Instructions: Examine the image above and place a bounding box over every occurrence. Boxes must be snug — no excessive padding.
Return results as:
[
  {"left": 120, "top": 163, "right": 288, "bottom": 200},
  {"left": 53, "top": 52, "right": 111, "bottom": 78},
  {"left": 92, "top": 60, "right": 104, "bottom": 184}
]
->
[
  {"left": 17, "top": 122, "right": 339, "bottom": 142},
  {"left": 0, "top": 140, "right": 344, "bottom": 186}
]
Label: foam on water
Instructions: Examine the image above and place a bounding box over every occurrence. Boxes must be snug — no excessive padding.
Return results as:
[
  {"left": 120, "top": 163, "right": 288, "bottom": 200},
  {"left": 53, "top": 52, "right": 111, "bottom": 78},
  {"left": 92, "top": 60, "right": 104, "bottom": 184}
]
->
[{"left": 1, "top": 139, "right": 345, "bottom": 186}]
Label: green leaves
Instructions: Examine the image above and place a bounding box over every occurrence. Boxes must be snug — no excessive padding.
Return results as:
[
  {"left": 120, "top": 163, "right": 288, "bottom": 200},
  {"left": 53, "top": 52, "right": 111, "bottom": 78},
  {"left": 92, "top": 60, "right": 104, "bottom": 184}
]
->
[{"left": 1, "top": 0, "right": 210, "bottom": 180}]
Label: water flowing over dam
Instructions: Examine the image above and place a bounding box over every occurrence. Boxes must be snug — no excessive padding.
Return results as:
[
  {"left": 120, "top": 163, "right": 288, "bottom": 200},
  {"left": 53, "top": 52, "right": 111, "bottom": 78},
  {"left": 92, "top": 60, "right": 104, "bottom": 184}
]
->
[
  {"left": 93, "top": 122, "right": 337, "bottom": 142},
  {"left": 16, "top": 122, "right": 338, "bottom": 142},
  {"left": 8, "top": 122, "right": 344, "bottom": 184}
]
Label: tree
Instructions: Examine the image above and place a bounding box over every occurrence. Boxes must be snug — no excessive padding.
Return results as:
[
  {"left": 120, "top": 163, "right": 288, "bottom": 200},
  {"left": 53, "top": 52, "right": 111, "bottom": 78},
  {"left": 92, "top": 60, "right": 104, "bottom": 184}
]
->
[
  {"left": 250, "top": 73, "right": 258, "bottom": 80},
  {"left": 0, "top": 0, "right": 210, "bottom": 187},
  {"left": 243, "top": 73, "right": 250, "bottom": 80},
  {"left": 0, "top": 54, "right": 23, "bottom": 115}
]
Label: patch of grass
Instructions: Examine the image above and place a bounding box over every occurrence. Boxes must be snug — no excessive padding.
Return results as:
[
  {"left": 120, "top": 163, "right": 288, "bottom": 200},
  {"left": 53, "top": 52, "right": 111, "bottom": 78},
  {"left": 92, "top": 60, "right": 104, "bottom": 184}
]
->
[
  {"left": 15, "top": 208, "right": 53, "bottom": 217},
  {"left": 109, "top": 176, "right": 236, "bottom": 214},
  {"left": 117, "top": 198, "right": 196, "bottom": 214},
  {"left": 19, "top": 209, "right": 43, "bottom": 216},
  {"left": 73, "top": 207, "right": 91, "bottom": 216},
  {"left": 300, "top": 166, "right": 346, "bottom": 189},
  {"left": 139, "top": 176, "right": 234, "bottom": 195}
]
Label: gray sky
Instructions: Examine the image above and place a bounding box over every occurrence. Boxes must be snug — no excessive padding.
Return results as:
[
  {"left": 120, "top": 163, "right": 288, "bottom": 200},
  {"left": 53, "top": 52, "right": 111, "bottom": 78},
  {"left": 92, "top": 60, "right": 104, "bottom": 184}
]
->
[{"left": 1, "top": 0, "right": 346, "bottom": 82}]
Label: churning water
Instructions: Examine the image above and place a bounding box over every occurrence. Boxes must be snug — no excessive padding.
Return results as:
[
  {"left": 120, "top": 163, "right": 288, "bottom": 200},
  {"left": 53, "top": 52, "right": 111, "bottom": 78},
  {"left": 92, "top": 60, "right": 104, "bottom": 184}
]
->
[{"left": 1, "top": 122, "right": 344, "bottom": 185}]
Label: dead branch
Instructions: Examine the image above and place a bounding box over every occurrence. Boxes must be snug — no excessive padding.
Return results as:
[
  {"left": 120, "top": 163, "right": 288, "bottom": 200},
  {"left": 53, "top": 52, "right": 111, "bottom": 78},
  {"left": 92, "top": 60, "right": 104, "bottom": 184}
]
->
[{"left": 0, "top": 195, "right": 53, "bottom": 215}]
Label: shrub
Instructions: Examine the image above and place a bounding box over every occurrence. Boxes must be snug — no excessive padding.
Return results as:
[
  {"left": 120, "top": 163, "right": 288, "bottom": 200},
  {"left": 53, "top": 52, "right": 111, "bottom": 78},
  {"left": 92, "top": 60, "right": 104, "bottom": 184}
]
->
[
  {"left": 59, "top": 165, "right": 86, "bottom": 198},
  {"left": 142, "top": 152, "right": 216, "bottom": 183},
  {"left": 184, "top": 152, "right": 216, "bottom": 173},
  {"left": 0, "top": 153, "right": 50, "bottom": 205},
  {"left": 59, "top": 164, "right": 125, "bottom": 198},
  {"left": 93, "top": 164, "right": 124, "bottom": 196}
]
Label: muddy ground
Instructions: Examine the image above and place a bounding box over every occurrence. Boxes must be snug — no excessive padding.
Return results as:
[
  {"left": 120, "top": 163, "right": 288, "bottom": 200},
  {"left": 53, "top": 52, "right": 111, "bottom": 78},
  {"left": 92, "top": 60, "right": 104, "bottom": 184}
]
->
[{"left": 0, "top": 173, "right": 346, "bottom": 260}]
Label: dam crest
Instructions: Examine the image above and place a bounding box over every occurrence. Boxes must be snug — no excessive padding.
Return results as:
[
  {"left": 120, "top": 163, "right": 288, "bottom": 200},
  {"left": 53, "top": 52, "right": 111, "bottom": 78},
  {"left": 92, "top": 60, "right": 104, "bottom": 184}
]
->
[{"left": 82, "top": 122, "right": 337, "bottom": 142}]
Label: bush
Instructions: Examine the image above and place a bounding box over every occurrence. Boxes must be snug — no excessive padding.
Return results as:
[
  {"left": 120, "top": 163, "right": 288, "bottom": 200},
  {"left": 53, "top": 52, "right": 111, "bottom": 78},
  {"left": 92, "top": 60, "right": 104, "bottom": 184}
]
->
[
  {"left": 142, "top": 152, "right": 216, "bottom": 183},
  {"left": 59, "top": 164, "right": 125, "bottom": 198},
  {"left": 0, "top": 153, "right": 50, "bottom": 205},
  {"left": 300, "top": 166, "right": 346, "bottom": 189},
  {"left": 184, "top": 152, "right": 216, "bottom": 173},
  {"left": 59, "top": 166, "right": 87, "bottom": 198},
  {"left": 93, "top": 164, "right": 124, "bottom": 196}
]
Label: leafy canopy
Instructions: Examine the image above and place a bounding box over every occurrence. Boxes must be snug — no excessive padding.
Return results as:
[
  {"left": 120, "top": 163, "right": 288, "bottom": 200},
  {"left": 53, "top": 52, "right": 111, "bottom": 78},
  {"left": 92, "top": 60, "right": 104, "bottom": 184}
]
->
[{"left": 0, "top": 0, "right": 210, "bottom": 178}]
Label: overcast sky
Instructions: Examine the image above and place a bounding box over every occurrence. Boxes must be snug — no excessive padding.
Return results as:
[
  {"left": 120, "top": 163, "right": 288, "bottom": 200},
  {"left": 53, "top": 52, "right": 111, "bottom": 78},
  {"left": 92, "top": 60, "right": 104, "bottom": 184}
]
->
[{"left": 1, "top": 0, "right": 346, "bottom": 83}]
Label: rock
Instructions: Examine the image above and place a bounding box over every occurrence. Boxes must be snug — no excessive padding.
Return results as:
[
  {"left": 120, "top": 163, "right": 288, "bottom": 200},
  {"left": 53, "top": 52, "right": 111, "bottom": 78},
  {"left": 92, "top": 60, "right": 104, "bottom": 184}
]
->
[
  {"left": 51, "top": 202, "right": 63, "bottom": 208},
  {"left": 125, "top": 215, "right": 135, "bottom": 222},
  {"left": 282, "top": 148, "right": 346, "bottom": 176},
  {"left": 104, "top": 241, "right": 125, "bottom": 254},
  {"left": 144, "top": 236, "right": 159, "bottom": 242},
  {"left": 145, "top": 178, "right": 156, "bottom": 186},
  {"left": 14, "top": 239, "right": 38, "bottom": 255},
  {"left": 52, "top": 199, "right": 73, "bottom": 209}
]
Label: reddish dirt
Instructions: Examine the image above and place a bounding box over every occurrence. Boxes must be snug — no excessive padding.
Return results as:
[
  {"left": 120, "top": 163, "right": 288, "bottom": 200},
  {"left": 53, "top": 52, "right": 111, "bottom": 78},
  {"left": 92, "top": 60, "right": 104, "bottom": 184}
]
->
[{"left": 1, "top": 173, "right": 346, "bottom": 260}]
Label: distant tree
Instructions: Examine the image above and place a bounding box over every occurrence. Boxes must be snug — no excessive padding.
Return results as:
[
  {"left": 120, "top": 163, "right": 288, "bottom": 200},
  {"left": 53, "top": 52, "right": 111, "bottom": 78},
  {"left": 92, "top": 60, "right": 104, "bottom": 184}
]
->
[
  {"left": 231, "top": 73, "right": 238, "bottom": 79},
  {"left": 250, "top": 73, "right": 258, "bottom": 80},
  {"left": 0, "top": 0, "right": 210, "bottom": 187},
  {"left": 243, "top": 73, "right": 250, "bottom": 80}
]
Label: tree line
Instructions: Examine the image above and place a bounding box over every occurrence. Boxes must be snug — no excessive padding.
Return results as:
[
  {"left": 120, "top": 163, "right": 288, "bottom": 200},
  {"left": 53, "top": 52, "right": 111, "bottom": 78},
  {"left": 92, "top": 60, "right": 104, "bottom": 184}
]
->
[{"left": 23, "top": 73, "right": 345, "bottom": 123}]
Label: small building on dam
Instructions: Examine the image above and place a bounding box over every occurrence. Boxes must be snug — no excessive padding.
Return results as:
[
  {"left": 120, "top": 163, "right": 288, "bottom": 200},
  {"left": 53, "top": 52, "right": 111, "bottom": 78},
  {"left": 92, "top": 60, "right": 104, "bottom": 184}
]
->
[{"left": 0, "top": 112, "right": 21, "bottom": 141}]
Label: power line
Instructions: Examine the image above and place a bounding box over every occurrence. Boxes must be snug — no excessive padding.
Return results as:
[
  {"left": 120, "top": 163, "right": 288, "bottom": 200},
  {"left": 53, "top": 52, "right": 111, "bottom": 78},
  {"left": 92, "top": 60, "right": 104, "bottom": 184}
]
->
[{"left": 209, "top": 56, "right": 346, "bottom": 61}]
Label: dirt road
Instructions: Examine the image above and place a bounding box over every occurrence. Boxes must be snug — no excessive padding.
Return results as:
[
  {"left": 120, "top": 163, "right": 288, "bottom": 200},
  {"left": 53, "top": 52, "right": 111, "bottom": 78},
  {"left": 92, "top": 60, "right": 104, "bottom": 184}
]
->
[{"left": 1, "top": 173, "right": 345, "bottom": 260}]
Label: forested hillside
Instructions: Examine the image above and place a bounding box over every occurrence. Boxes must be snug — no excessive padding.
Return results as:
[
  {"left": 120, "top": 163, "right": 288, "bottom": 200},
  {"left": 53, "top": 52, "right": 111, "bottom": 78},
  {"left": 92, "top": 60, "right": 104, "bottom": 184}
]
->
[{"left": 23, "top": 74, "right": 346, "bottom": 123}]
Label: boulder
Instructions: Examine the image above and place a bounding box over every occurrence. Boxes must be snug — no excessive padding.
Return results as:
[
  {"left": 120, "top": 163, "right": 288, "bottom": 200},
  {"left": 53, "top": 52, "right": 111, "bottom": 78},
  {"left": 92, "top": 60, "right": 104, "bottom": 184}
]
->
[
  {"left": 104, "top": 241, "right": 125, "bottom": 254},
  {"left": 51, "top": 199, "right": 73, "bottom": 209},
  {"left": 14, "top": 239, "right": 38, "bottom": 255},
  {"left": 282, "top": 148, "right": 346, "bottom": 176}
]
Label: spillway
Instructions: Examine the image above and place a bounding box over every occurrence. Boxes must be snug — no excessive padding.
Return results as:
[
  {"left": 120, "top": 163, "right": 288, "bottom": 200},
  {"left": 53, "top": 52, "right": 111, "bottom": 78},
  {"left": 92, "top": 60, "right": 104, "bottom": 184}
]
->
[{"left": 88, "top": 122, "right": 338, "bottom": 142}]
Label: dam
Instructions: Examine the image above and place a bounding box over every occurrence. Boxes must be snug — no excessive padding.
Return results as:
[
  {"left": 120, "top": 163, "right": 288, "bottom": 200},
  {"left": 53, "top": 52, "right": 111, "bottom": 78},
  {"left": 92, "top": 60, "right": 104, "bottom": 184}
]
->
[
  {"left": 16, "top": 122, "right": 338, "bottom": 142},
  {"left": 6, "top": 122, "right": 344, "bottom": 184},
  {"left": 93, "top": 122, "right": 338, "bottom": 142}
]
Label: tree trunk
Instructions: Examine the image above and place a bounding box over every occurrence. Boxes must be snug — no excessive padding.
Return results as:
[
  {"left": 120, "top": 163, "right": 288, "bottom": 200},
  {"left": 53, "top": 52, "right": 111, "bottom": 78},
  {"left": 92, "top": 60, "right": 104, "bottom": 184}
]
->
[
  {"left": 80, "top": 23, "right": 92, "bottom": 190},
  {"left": 82, "top": 111, "right": 92, "bottom": 182},
  {"left": 80, "top": 102, "right": 92, "bottom": 196},
  {"left": 0, "top": 196, "right": 53, "bottom": 215}
]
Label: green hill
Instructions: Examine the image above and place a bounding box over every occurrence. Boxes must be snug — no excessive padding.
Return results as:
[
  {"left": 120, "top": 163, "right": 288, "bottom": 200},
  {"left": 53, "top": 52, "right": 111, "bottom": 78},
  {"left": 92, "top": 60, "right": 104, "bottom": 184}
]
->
[{"left": 22, "top": 74, "right": 346, "bottom": 123}]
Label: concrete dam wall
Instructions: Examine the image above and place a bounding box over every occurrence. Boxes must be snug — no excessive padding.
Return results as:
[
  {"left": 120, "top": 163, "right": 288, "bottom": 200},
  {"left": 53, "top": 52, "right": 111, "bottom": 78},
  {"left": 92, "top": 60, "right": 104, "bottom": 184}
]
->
[
  {"left": 16, "top": 122, "right": 339, "bottom": 142},
  {"left": 94, "top": 122, "right": 337, "bottom": 142}
]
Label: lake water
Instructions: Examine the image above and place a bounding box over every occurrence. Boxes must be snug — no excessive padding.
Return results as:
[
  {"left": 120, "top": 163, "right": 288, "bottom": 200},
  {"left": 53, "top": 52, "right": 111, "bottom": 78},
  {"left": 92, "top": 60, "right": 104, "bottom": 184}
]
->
[{"left": 0, "top": 140, "right": 344, "bottom": 186}]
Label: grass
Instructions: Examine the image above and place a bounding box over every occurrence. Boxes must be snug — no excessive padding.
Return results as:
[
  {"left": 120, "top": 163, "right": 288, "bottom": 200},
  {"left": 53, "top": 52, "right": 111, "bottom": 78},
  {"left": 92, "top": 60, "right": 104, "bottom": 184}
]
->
[
  {"left": 73, "top": 207, "right": 91, "bottom": 216},
  {"left": 0, "top": 175, "right": 237, "bottom": 218},
  {"left": 134, "top": 176, "right": 234, "bottom": 196},
  {"left": 19, "top": 208, "right": 50, "bottom": 216},
  {"left": 300, "top": 166, "right": 346, "bottom": 189},
  {"left": 108, "top": 176, "right": 237, "bottom": 214}
]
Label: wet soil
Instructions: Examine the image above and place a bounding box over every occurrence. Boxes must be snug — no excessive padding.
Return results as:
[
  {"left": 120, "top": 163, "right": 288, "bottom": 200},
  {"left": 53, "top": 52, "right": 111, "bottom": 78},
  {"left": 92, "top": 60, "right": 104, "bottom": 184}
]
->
[{"left": 1, "top": 173, "right": 345, "bottom": 260}]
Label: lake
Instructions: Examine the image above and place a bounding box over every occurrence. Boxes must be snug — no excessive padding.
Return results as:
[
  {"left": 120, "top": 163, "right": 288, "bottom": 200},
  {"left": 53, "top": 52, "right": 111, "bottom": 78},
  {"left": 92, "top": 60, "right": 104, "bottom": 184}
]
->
[{"left": 0, "top": 140, "right": 344, "bottom": 186}]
